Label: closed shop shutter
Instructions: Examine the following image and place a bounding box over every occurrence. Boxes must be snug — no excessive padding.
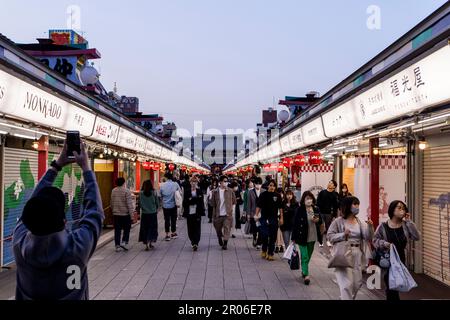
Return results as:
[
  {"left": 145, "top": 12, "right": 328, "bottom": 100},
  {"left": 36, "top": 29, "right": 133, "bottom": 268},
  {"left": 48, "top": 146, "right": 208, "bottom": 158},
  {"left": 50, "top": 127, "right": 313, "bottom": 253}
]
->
[
  {"left": 2, "top": 148, "right": 38, "bottom": 266},
  {"left": 422, "top": 144, "right": 450, "bottom": 286},
  {"left": 48, "top": 153, "right": 85, "bottom": 229}
]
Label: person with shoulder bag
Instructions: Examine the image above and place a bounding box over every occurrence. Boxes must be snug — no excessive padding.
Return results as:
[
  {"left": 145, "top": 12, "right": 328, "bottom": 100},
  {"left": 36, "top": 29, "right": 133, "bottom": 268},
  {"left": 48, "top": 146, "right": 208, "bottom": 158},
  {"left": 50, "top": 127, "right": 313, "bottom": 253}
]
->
[
  {"left": 373, "top": 200, "right": 420, "bottom": 300},
  {"left": 183, "top": 176, "right": 205, "bottom": 251},
  {"left": 291, "top": 191, "right": 324, "bottom": 285},
  {"left": 327, "top": 196, "right": 374, "bottom": 300},
  {"left": 138, "top": 180, "right": 159, "bottom": 250}
]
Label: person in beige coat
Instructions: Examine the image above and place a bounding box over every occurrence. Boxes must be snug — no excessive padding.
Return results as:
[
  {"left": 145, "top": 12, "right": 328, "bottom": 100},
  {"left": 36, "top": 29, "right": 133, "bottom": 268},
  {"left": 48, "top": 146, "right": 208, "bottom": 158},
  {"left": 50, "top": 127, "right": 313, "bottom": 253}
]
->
[{"left": 210, "top": 175, "right": 236, "bottom": 250}]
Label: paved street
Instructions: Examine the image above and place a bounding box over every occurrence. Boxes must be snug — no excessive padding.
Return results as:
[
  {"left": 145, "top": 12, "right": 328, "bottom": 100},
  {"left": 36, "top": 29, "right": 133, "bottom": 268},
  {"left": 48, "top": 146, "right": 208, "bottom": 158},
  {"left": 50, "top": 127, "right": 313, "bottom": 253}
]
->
[{"left": 86, "top": 213, "right": 380, "bottom": 300}]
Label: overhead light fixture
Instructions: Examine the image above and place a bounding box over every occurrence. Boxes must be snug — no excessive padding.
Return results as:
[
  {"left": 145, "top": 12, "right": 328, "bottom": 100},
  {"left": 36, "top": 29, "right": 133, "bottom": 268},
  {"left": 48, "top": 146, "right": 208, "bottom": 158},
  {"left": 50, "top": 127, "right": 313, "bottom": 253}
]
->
[
  {"left": 418, "top": 112, "right": 450, "bottom": 124},
  {"left": 365, "top": 122, "right": 415, "bottom": 138},
  {"left": 333, "top": 146, "right": 347, "bottom": 150},
  {"left": 373, "top": 148, "right": 379, "bottom": 155},
  {"left": 13, "top": 133, "right": 36, "bottom": 140},
  {"left": 32, "top": 140, "right": 39, "bottom": 150},
  {"left": 345, "top": 147, "right": 359, "bottom": 153},
  {"left": 418, "top": 138, "right": 427, "bottom": 150},
  {"left": 379, "top": 142, "right": 388, "bottom": 148},
  {"left": 50, "top": 134, "right": 65, "bottom": 140},
  {"left": 99, "top": 153, "right": 104, "bottom": 159},
  {"left": 342, "top": 153, "right": 347, "bottom": 160},
  {"left": 113, "top": 151, "right": 118, "bottom": 157},
  {"left": 0, "top": 122, "right": 47, "bottom": 136},
  {"left": 0, "top": 130, "right": 8, "bottom": 135}
]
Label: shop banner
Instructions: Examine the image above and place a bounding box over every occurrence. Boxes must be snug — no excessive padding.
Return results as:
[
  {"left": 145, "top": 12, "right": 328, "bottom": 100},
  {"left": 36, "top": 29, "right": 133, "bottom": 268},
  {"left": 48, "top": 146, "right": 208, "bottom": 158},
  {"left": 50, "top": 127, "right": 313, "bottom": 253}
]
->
[
  {"left": 379, "top": 156, "right": 407, "bottom": 223},
  {"left": 300, "top": 164, "right": 334, "bottom": 199},
  {"left": 354, "top": 156, "right": 370, "bottom": 222}
]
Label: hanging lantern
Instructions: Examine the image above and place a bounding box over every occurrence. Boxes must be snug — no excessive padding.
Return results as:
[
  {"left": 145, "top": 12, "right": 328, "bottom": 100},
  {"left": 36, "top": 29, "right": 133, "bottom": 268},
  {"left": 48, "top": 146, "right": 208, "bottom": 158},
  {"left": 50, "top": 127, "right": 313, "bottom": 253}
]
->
[
  {"left": 153, "top": 163, "right": 161, "bottom": 171},
  {"left": 168, "top": 163, "right": 175, "bottom": 171},
  {"left": 277, "top": 163, "right": 284, "bottom": 172},
  {"left": 181, "top": 165, "right": 187, "bottom": 171},
  {"left": 263, "top": 164, "right": 271, "bottom": 172},
  {"left": 308, "top": 151, "right": 323, "bottom": 166},
  {"left": 282, "top": 157, "right": 293, "bottom": 168},
  {"left": 293, "top": 155, "right": 306, "bottom": 167},
  {"left": 142, "top": 162, "right": 153, "bottom": 170}
]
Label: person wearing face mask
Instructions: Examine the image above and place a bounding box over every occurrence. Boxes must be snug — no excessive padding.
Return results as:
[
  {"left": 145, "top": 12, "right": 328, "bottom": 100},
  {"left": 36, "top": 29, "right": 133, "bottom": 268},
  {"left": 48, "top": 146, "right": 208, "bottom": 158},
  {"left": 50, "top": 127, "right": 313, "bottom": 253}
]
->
[
  {"left": 182, "top": 176, "right": 205, "bottom": 251},
  {"left": 317, "top": 180, "right": 340, "bottom": 247},
  {"left": 207, "top": 179, "right": 218, "bottom": 223},
  {"left": 327, "top": 196, "right": 374, "bottom": 300},
  {"left": 210, "top": 176, "right": 236, "bottom": 250},
  {"left": 255, "top": 180, "right": 284, "bottom": 261},
  {"left": 247, "top": 177, "right": 265, "bottom": 249},
  {"left": 338, "top": 184, "right": 352, "bottom": 203},
  {"left": 291, "top": 191, "right": 323, "bottom": 285},
  {"left": 373, "top": 200, "right": 420, "bottom": 300},
  {"left": 280, "top": 190, "right": 299, "bottom": 249},
  {"left": 230, "top": 182, "right": 244, "bottom": 232}
]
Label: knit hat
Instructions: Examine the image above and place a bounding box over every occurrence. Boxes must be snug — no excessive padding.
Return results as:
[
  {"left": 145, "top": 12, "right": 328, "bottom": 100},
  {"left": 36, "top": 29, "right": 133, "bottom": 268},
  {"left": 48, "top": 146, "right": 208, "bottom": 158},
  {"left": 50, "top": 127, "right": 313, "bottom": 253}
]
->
[{"left": 22, "top": 187, "right": 66, "bottom": 236}]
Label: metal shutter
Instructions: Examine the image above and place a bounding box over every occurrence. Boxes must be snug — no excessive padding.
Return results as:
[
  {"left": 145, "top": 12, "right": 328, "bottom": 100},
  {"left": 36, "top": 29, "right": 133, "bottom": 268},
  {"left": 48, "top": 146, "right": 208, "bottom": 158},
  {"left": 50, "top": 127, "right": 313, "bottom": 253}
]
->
[
  {"left": 2, "top": 148, "right": 38, "bottom": 266},
  {"left": 422, "top": 145, "right": 450, "bottom": 286},
  {"left": 48, "top": 153, "right": 85, "bottom": 230}
]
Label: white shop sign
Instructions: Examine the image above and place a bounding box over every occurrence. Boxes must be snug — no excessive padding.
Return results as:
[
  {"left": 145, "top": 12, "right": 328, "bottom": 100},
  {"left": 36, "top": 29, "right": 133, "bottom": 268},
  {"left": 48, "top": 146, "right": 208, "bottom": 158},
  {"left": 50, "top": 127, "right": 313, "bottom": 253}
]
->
[
  {"left": 91, "top": 116, "right": 120, "bottom": 144},
  {"left": 354, "top": 45, "right": 450, "bottom": 127},
  {"left": 322, "top": 101, "right": 359, "bottom": 137},
  {"left": 0, "top": 68, "right": 96, "bottom": 135},
  {"left": 118, "top": 127, "right": 138, "bottom": 150},
  {"left": 302, "top": 118, "right": 326, "bottom": 145},
  {"left": 280, "top": 136, "right": 291, "bottom": 154},
  {"left": 288, "top": 127, "right": 304, "bottom": 150},
  {"left": 153, "top": 144, "right": 162, "bottom": 158},
  {"left": 135, "top": 135, "right": 146, "bottom": 152}
]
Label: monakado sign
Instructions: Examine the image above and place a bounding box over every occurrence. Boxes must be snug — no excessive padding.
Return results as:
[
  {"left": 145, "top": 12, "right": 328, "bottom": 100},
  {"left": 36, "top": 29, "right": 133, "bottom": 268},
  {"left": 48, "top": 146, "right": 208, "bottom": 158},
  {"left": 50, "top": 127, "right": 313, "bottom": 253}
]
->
[{"left": 0, "top": 68, "right": 97, "bottom": 135}]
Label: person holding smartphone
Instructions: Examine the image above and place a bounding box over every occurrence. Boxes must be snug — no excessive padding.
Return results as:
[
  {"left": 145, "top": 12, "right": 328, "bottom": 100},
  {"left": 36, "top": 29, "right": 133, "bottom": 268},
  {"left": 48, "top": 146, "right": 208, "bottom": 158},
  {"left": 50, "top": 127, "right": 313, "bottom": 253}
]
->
[
  {"left": 13, "top": 137, "right": 104, "bottom": 300},
  {"left": 291, "top": 191, "right": 324, "bottom": 285},
  {"left": 373, "top": 200, "right": 420, "bottom": 300}
]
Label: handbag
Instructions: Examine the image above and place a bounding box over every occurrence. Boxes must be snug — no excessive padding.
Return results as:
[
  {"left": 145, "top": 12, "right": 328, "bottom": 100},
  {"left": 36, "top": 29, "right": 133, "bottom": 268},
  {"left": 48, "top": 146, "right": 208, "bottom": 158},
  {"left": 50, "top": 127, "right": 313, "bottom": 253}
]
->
[
  {"left": 240, "top": 214, "right": 247, "bottom": 224},
  {"left": 244, "top": 220, "right": 251, "bottom": 234},
  {"left": 388, "top": 245, "right": 417, "bottom": 292},
  {"left": 289, "top": 246, "right": 300, "bottom": 270},
  {"left": 327, "top": 240, "right": 354, "bottom": 268}
]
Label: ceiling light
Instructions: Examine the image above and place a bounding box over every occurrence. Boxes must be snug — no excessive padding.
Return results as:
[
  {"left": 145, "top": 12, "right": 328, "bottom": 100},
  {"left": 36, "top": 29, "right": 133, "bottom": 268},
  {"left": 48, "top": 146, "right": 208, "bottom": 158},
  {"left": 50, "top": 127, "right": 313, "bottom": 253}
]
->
[
  {"left": 418, "top": 112, "right": 450, "bottom": 124},
  {"left": 418, "top": 139, "right": 427, "bottom": 150},
  {"left": 13, "top": 133, "right": 36, "bottom": 140}
]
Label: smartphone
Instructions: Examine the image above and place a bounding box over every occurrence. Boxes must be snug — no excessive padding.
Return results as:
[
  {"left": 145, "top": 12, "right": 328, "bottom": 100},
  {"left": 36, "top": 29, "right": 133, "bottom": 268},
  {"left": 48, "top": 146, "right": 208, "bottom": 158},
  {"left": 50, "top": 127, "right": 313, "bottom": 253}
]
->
[{"left": 66, "top": 131, "right": 81, "bottom": 159}]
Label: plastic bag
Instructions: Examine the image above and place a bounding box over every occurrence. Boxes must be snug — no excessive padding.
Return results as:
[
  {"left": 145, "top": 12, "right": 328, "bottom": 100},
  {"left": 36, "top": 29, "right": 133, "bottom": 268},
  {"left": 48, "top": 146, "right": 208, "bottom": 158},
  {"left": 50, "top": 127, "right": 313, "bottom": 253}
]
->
[
  {"left": 388, "top": 245, "right": 418, "bottom": 292},
  {"left": 289, "top": 246, "right": 300, "bottom": 270},
  {"left": 283, "top": 243, "right": 295, "bottom": 260}
]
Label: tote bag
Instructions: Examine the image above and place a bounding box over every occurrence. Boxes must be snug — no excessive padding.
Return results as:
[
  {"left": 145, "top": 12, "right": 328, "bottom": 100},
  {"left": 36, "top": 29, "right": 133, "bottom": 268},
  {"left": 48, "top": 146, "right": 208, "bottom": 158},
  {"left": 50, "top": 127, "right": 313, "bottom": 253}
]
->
[
  {"left": 388, "top": 245, "right": 418, "bottom": 292},
  {"left": 327, "top": 241, "right": 354, "bottom": 268}
]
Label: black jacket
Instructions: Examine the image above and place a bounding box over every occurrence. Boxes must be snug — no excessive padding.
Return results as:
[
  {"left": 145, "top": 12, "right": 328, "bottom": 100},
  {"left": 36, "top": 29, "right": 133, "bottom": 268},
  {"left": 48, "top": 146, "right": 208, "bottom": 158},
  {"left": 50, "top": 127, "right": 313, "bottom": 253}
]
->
[
  {"left": 317, "top": 190, "right": 339, "bottom": 217},
  {"left": 182, "top": 188, "right": 205, "bottom": 218},
  {"left": 291, "top": 205, "right": 323, "bottom": 245},
  {"left": 280, "top": 201, "right": 299, "bottom": 232}
]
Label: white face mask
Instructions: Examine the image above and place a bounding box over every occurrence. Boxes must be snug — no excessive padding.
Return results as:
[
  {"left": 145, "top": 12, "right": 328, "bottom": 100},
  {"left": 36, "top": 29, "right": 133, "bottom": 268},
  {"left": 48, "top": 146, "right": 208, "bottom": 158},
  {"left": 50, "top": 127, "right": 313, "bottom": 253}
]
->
[{"left": 305, "top": 199, "right": 313, "bottom": 206}]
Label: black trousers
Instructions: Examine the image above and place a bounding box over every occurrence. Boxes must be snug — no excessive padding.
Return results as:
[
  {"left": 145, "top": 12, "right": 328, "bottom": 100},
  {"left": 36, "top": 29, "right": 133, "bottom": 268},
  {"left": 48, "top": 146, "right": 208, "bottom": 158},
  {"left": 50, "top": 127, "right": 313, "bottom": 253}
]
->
[
  {"left": 208, "top": 205, "right": 213, "bottom": 220},
  {"left": 186, "top": 215, "right": 202, "bottom": 245},
  {"left": 260, "top": 218, "right": 278, "bottom": 256},
  {"left": 235, "top": 204, "right": 241, "bottom": 229},
  {"left": 163, "top": 207, "right": 178, "bottom": 233},
  {"left": 114, "top": 215, "right": 131, "bottom": 246}
]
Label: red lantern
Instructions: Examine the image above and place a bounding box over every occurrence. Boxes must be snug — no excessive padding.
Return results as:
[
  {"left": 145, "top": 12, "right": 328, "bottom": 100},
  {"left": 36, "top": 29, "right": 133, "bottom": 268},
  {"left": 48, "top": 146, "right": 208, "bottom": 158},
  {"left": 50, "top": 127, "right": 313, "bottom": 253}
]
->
[
  {"left": 247, "top": 166, "right": 253, "bottom": 172},
  {"left": 293, "top": 155, "right": 306, "bottom": 167},
  {"left": 277, "top": 163, "right": 284, "bottom": 172},
  {"left": 181, "top": 165, "right": 187, "bottom": 171},
  {"left": 153, "top": 163, "right": 161, "bottom": 171},
  {"left": 308, "top": 151, "right": 323, "bottom": 166},
  {"left": 168, "top": 163, "right": 175, "bottom": 171},
  {"left": 142, "top": 162, "right": 152, "bottom": 170},
  {"left": 282, "top": 157, "right": 293, "bottom": 168}
]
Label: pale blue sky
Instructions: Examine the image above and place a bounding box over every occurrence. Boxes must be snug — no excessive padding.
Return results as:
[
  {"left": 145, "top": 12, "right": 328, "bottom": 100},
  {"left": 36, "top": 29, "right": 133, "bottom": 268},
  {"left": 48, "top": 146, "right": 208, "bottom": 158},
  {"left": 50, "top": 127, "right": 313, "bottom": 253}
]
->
[{"left": 0, "top": 0, "right": 447, "bottom": 135}]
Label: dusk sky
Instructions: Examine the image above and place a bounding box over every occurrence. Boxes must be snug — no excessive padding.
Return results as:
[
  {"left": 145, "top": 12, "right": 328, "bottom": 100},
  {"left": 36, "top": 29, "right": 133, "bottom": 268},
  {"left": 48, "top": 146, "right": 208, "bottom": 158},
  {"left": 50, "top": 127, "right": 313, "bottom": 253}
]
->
[{"left": 1, "top": 0, "right": 447, "bottom": 136}]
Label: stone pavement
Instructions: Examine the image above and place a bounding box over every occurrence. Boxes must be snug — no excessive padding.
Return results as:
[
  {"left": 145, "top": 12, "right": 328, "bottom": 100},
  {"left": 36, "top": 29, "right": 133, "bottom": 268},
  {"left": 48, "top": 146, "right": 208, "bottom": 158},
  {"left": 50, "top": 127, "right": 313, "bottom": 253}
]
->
[{"left": 87, "top": 213, "right": 380, "bottom": 300}]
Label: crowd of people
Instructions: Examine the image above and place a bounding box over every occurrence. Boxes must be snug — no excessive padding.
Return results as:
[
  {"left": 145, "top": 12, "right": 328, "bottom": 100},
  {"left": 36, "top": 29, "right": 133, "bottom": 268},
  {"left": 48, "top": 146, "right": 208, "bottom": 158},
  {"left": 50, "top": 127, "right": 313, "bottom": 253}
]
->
[{"left": 11, "top": 139, "right": 420, "bottom": 300}]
